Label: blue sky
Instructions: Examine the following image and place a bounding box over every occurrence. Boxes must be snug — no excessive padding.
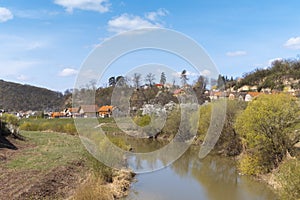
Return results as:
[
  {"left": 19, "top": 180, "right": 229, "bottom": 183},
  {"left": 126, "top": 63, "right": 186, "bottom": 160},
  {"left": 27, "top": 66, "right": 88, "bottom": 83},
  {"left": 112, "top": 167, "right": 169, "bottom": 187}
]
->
[{"left": 1, "top": 0, "right": 300, "bottom": 92}]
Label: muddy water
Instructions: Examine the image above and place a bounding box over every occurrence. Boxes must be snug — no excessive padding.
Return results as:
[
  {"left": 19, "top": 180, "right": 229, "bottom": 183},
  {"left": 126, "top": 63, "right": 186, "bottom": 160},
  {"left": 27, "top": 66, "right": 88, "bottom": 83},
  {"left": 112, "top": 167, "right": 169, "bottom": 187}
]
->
[{"left": 115, "top": 137, "right": 277, "bottom": 200}]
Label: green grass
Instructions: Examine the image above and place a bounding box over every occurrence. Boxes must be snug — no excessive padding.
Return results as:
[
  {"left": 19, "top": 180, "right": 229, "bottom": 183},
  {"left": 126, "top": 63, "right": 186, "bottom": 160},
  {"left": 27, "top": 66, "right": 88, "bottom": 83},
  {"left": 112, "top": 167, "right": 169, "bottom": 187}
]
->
[
  {"left": 19, "top": 117, "right": 116, "bottom": 135},
  {"left": 6, "top": 131, "right": 87, "bottom": 171}
]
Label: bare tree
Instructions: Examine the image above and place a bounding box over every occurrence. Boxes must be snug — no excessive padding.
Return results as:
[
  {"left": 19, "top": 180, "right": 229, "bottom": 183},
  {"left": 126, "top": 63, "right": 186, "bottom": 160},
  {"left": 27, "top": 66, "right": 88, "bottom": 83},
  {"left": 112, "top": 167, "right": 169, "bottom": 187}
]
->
[
  {"left": 145, "top": 73, "right": 156, "bottom": 86},
  {"left": 132, "top": 73, "right": 142, "bottom": 89}
]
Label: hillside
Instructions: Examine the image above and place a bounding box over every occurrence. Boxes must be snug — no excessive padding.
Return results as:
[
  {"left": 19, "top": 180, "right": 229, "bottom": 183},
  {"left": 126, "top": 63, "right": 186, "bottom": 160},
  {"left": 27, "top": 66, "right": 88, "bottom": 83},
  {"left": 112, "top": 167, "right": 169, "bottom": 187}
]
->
[
  {"left": 224, "top": 58, "right": 300, "bottom": 91},
  {"left": 0, "top": 80, "right": 64, "bottom": 111}
]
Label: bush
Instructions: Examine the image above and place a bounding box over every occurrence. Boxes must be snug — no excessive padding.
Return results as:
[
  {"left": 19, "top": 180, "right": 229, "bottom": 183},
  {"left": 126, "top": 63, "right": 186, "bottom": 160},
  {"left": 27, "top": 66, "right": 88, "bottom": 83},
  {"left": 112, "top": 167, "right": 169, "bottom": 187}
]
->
[
  {"left": 19, "top": 119, "right": 78, "bottom": 135},
  {"left": 133, "top": 115, "right": 151, "bottom": 127},
  {"left": 0, "top": 113, "right": 19, "bottom": 126},
  {"left": 276, "top": 159, "right": 300, "bottom": 200},
  {"left": 239, "top": 154, "right": 265, "bottom": 175},
  {"left": 161, "top": 107, "right": 181, "bottom": 136},
  {"left": 19, "top": 122, "right": 38, "bottom": 131},
  {"left": 197, "top": 103, "right": 212, "bottom": 141},
  {"left": 235, "top": 94, "right": 300, "bottom": 174},
  {"left": 196, "top": 100, "right": 247, "bottom": 156},
  {"left": 64, "top": 123, "right": 77, "bottom": 135}
]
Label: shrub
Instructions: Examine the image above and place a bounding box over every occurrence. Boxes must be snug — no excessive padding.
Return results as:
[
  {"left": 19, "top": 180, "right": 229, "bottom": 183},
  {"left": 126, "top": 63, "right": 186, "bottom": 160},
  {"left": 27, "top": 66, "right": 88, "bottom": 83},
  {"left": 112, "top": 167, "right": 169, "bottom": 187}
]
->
[
  {"left": 19, "top": 122, "right": 39, "bottom": 131},
  {"left": 276, "top": 159, "right": 300, "bottom": 200},
  {"left": 133, "top": 115, "right": 151, "bottom": 127},
  {"left": 64, "top": 123, "right": 77, "bottom": 135},
  {"left": 239, "top": 154, "right": 265, "bottom": 175},
  {"left": 235, "top": 94, "right": 300, "bottom": 174},
  {"left": 0, "top": 113, "right": 19, "bottom": 126},
  {"left": 161, "top": 107, "right": 181, "bottom": 136},
  {"left": 196, "top": 100, "right": 247, "bottom": 156}
]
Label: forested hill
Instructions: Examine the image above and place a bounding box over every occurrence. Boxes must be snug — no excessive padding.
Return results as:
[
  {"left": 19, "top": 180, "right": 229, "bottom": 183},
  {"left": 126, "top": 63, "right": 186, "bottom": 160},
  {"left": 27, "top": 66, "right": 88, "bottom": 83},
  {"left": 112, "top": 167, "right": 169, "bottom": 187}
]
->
[
  {"left": 226, "top": 59, "right": 300, "bottom": 91},
  {"left": 0, "top": 80, "right": 64, "bottom": 111}
]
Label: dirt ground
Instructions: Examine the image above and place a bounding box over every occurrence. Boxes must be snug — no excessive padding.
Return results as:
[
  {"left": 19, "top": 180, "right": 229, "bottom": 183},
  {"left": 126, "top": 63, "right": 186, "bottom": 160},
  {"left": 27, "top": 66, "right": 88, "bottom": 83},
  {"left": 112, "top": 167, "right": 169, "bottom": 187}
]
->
[{"left": 0, "top": 136, "right": 86, "bottom": 200}]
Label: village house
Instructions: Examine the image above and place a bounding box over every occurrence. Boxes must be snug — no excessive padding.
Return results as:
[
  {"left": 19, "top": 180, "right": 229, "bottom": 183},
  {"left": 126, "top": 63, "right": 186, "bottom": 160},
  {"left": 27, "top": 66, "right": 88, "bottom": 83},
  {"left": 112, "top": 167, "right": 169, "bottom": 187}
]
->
[
  {"left": 79, "top": 105, "right": 99, "bottom": 118},
  {"left": 66, "top": 107, "right": 80, "bottom": 118},
  {"left": 98, "top": 105, "right": 114, "bottom": 118},
  {"left": 51, "top": 112, "right": 65, "bottom": 118}
]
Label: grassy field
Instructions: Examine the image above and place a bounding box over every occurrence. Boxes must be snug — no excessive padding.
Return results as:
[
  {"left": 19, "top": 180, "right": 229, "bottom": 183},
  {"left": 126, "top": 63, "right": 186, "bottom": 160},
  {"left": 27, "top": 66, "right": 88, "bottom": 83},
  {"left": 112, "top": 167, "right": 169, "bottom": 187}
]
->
[
  {"left": 5, "top": 131, "right": 87, "bottom": 171},
  {"left": 0, "top": 130, "right": 123, "bottom": 199}
]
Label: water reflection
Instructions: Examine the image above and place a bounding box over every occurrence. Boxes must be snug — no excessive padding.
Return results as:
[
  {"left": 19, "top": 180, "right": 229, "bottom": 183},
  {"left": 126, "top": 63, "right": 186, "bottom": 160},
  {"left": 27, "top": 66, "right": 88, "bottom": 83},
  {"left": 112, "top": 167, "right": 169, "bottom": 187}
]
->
[{"left": 124, "top": 141, "right": 277, "bottom": 200}]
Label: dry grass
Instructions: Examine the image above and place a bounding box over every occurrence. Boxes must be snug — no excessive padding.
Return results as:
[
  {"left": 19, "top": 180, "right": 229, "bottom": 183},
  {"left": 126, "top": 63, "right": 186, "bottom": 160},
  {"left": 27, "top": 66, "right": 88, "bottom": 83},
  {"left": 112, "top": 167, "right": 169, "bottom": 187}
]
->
[{"left": 72, "top": 175, "right": 113, "bottom": 200}]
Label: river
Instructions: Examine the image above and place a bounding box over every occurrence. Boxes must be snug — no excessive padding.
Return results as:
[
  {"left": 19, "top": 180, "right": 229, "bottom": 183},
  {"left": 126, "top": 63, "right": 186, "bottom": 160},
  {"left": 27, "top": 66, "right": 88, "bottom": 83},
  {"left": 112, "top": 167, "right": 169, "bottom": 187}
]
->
[{"left": 113, "top": 136, "right": 277, "bottom": 200}]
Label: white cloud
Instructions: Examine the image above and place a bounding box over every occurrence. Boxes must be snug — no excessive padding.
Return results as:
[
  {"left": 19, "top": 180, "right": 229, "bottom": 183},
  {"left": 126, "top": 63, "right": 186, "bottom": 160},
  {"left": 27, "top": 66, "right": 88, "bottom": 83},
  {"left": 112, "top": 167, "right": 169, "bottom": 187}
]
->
[
  {"left": 226, "top": 50, "right": 247, "bottom": 57},
  {"left": 201, "top": 69, "right": 211, "bottom": 76},
  {"left": 284, "top": 37, "right": 300, "bottom": 50},
  {"left": 108, "top": 13, "right": 161, "bottom": 33},
  {"left": 0, "top": 7, "right": 13, "bottom": 23},
  {"left": 268, "top": 57, "right": 283, "bottom": 66},
  {"left": 145, "top": 8, "right": 169, "bottom": 21},
  {"left": 172, "top": 71, "right": 198, "bottom": 78},
  {"left": 54, "top": 0, "right": 110, "bottom": 13},
  {"left": 59, "top": 68, "right": 78, "bottom": 76},
  {"left": 107, "top": 9, "right": 168, "bottom": 34}
]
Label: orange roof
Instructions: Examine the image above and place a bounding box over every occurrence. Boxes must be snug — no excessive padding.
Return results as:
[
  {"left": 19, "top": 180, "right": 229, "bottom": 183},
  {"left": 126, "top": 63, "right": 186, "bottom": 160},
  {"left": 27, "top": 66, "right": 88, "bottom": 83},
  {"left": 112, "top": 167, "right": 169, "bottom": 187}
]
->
[
  {"left": 98, "top": 105, "right": 113, "bottom": 112},
  {"left": 247, "top": 92, "right": 261, "bottom": 97},
  {"left": 68, "top": 107, "right": 79, "bottom": 113},
  {"left": 51, "top": 112, "right": 64, "bottom": 117}
]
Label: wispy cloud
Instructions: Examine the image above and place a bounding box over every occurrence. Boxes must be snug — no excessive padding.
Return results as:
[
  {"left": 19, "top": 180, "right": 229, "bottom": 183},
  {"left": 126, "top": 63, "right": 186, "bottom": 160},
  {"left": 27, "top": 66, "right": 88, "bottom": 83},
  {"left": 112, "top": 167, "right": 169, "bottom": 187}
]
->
[
  {"left": 108, "top": 9, "right": 168, "bottom": 34},
  {"left": 145, "top": 8, "right": 169, "bottom": 21},
  {"left": 226, "top": 50, "right": 247, "bottom": 57},
  {"left": 13, "top": 9, "right": 59, "bottom": 19},
  {"left": 58, "top": 68, "right": 78, "bottom": 76},
  {"left": 0, "top": 34, "right": 48, "bottom": 52},
  {"left": 54, "top": 0, "right": 110, "bottom": 13},
  {"left": 284, "top": 37, "right": 300, "bottom": 50},
  {"left": 1, "top": 60, "right": 39, "bottom": 76},
  {"left": 0, "top": 7, "right": 13, "bottom": 23}
]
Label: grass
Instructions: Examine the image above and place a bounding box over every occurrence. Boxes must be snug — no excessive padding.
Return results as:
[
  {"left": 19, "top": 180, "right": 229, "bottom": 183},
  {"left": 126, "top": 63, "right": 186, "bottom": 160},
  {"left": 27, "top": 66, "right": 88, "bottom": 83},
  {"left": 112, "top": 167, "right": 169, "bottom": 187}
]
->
[
  {"left": 19, "top": 117, "right": 116, "bottom": 135},
  {"left": 5, "top": 131, "right": 87, "bottom": 171},
  {"left": 1, "top": 130, "right": 118, "bottom": 199}
]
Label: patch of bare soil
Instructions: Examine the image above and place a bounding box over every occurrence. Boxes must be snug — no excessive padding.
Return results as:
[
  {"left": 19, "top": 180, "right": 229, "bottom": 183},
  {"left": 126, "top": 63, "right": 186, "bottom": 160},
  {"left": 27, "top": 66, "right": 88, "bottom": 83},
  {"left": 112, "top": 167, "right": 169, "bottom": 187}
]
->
[
  {"left": 0, "top": 137, "right": 87, "bottom": 200},
  {"left": 0, "top": 135, "right": 33, "bottom": 162},
  {"left": 0, "top": 160, "right": 86, "bottom": 200},
  {"left": 17, "top": 160, "right": 86, "bottom": 200}
]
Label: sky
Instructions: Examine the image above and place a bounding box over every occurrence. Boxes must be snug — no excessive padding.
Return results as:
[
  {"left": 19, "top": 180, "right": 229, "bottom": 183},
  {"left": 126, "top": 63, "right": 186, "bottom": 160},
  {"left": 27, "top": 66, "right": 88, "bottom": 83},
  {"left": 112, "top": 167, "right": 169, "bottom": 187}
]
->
[{"left": 1, "top": 0, "right": 300, "bottom": 92}]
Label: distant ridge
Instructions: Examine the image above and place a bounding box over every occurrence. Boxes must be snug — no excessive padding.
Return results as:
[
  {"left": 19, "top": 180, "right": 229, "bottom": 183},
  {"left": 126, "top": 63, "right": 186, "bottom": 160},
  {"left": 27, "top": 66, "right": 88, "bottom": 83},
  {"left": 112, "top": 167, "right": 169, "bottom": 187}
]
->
[{"left": 0, "top": 80, "right": 64, "bottom": 111}]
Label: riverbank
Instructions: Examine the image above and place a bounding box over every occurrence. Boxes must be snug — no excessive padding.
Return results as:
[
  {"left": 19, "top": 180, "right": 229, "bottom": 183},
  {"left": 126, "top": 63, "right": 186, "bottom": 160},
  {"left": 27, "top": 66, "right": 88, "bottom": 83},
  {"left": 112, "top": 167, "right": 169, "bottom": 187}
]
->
[{"left": 0, "top": 131, "right": 134, "bottom": 200}]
